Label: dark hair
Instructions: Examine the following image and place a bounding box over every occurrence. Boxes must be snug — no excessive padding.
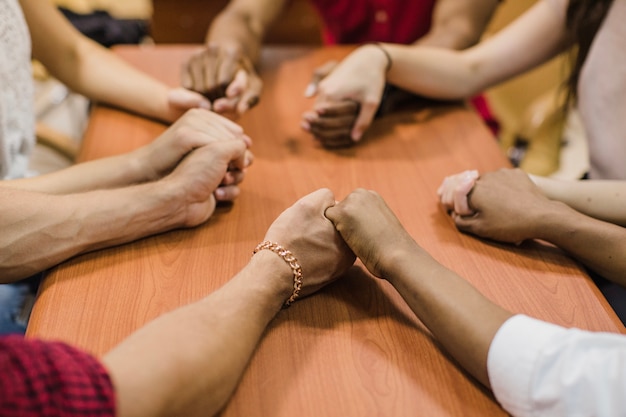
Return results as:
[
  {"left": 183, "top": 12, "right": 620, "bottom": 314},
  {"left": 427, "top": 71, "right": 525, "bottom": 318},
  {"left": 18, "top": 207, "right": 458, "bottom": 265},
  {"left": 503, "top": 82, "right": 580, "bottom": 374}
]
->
[{"left": 565, "top": 0, "right": 614, "bottom": 104}]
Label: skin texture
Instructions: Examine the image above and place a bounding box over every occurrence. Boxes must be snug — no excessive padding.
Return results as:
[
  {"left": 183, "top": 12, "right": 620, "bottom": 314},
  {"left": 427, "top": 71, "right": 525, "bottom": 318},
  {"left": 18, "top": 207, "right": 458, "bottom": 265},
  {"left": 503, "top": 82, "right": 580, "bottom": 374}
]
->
[
  {"left": 21, "top": 0, "right": 210, "bottom": 123},
  {"left": 325, "top": 189, "right": 512, "bottom": 388},
  {"left": 182, "top": 0, "right": 499, "bottom": 129},
  {"left": 301, "top": 0, "right": 501, "bottom": 147},
  {"left": 102, "top": 189, "right": 355, "bottom": 417},
  {"left": 0, "top": 110, "right": 252, "bottom": 282},
  {"left": 314, "top": 0, "right": 570, "bottom": 141},
  {"left": 438, "top": 168, "right": 626, "bottom": 287}
]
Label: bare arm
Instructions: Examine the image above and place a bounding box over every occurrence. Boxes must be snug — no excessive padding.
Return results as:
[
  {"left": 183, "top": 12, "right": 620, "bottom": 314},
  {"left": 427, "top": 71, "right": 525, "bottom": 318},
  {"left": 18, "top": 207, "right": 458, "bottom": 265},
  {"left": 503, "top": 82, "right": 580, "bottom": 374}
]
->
[
  {"left": 0, "top": 111, "right": 250, "bottom": 282},
  {"left": 4, "top": 109, "right": 247, "bottom": 195},
  {"left": 206, "top": 0, "right": 288, "bottom": 65},
  {"left": 314, "top": 0, "right": 569, "bottom": 140},
  {"left": 531, "top": 176, "right": 626, "bottom": 227},
  {"left": 104, "top": 254, "right": 293, "bottom": 417},
  {"left": 102, "top": 189, "right": 355, "bottom": 417},
  {"left": 20, "top": 0, "right": 208, "bottom": 123},
  {"left": 441, "top": 169, "right": 626, "bottom": 287},
  {"left": 384, "top": 0, "right": 569, "bottom": 99},
  {"left": 417, "top": 0, "right": 500, "bottom": 49},
  {"left": 325, "top": 189, "right": 512, "bottom": 388}
]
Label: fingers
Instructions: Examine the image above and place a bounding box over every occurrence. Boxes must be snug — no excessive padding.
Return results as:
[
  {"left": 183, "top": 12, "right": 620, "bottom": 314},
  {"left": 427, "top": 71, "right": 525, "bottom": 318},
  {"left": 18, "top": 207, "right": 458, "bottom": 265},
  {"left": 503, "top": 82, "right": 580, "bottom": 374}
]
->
[
  {"left": 294, "top": 188, "right": 336, "bottom": 219},
  {"left": 314, "top": 100, "right": 359, "bottom": 117},
  {"left": 305, "top": 60, "right": 339, "bottom": 98},
  {"left": 351, "top": 98, "right": 379, "bottom": 141},
  {"left": 302, "top": 101, "right": 359, "bottom": 148},
  {"left": 214, "top": 185, "right": 240, "bottom": 202},
  {"left": 168, "top": 88, "right": 211, "bottom": 111},
  {"left": 453, "top": 174, "right": 478, "bottom": 216},
  {"left": 437, "top": 170, "right": 479, "bottom": 215}
]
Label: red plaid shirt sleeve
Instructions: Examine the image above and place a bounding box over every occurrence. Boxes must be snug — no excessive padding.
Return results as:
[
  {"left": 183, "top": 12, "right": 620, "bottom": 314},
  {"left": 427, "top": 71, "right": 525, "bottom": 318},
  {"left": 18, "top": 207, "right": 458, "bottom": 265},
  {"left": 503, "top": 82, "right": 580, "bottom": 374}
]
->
[{"left": 0, "top": 335, "right": 116, "bottom": 417}]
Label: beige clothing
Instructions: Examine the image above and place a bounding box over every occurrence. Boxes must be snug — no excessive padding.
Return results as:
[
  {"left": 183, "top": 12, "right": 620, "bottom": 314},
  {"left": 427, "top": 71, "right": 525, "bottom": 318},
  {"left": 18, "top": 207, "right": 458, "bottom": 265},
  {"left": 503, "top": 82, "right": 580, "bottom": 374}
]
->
[
  {"left": 547, "top": 0, "right": 626, "bottom": 179},
  {"left": 577, "top": 0, "right": 626, "bottom": 179},
  {"left": 0, "top": 0, "right": 34, "bottom": 179}
]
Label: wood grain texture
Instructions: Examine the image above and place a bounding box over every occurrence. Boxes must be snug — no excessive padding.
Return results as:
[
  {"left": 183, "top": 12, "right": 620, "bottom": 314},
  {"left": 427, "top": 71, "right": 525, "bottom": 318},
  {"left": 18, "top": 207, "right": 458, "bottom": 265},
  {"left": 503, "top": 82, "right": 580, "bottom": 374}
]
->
[{"left": 27, "top": 45, "right": 625, "bottom": 417}]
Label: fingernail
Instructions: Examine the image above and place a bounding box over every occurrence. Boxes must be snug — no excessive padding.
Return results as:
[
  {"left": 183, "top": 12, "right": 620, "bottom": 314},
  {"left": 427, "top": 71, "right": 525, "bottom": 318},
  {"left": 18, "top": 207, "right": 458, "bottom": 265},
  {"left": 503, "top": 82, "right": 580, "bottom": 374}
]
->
[
  {"left": 351, "top": 130, "right": 362, "bottom": 142},
  {"left": 301, "top": 121, "right": 311, "bottom": 131},
  {"left": 215, "top": 188, "right": 225, "bottom": 199},
  {"left": 199, "top": 100, "right": 211, "bottom": 110},
  {"left": 304, "top": 83, "right": 316, "bottom": 97}
]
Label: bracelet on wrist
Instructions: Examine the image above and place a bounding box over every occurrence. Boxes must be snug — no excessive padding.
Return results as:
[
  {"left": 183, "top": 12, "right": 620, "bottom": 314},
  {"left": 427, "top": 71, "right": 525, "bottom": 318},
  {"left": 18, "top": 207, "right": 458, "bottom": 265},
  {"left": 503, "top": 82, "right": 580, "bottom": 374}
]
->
[
  {"left": 253, "top": 241, "right": 303, "bottom": 308},
  {"left": 367, "top": 42, "right": 392, "bottom": 72}
]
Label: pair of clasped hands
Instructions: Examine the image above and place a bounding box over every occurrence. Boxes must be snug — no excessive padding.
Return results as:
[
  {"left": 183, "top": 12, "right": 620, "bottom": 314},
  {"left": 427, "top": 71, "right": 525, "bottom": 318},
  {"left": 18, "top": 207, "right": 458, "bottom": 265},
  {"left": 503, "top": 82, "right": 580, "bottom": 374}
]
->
[{"left": 181, "top": 44, "right": 388, "bottom": 148}]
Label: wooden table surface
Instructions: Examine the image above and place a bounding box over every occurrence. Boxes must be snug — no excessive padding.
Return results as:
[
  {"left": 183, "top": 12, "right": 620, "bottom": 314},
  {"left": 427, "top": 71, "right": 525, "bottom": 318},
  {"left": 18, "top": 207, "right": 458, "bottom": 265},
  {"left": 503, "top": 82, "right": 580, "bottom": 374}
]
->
[{"left": 27, "top": 45, "right": 625, "bottom": 417}]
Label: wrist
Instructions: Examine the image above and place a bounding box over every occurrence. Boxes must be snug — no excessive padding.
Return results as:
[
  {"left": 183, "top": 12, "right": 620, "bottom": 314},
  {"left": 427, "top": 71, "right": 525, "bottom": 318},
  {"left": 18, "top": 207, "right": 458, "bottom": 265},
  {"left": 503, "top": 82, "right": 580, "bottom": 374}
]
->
[
  {"left": 533, "top": 201, "right": 582, "bottom": 242},
  {"left": 247, "top": 249, "right": 295, "bottom": 306},
  {"left": 359, "top": 43, "right": 392, "bottom": 73}
]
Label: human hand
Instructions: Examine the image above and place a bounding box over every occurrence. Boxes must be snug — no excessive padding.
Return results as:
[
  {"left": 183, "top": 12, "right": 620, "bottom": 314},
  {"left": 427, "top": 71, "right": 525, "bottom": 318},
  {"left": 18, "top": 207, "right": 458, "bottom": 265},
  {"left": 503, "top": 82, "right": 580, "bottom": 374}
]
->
[
  {"left": 259, "top": 189, "right": 356, "bottom": 299},
  {"left": 162, "top": 88, "right": 212, "bottom": 123},
  {"left": 164, "top": 129, "right": 250, "bottom": 227},
  {"left": 134, "top": 109, "right": 252, "bottom": 215},
  {"left": 182, "top": 43, "right": 262, "bottom": 115},
  {"left": 311, "top": 45, "right": 388, "bottom": 142},
  {"left": 301, "top": 101, "right": 359, "bottom": 148},
  {"left": 325, "top": 189, "right": 418, "bottom": 279},
  {"left": 452, "top": 168, "right": 556, "bottom": 243},
  {"left": 301, "top": 61, "right": 359, "bottom": 148},
  {"left": 437, "top": 170, "right": 479, "bottom": 216}
]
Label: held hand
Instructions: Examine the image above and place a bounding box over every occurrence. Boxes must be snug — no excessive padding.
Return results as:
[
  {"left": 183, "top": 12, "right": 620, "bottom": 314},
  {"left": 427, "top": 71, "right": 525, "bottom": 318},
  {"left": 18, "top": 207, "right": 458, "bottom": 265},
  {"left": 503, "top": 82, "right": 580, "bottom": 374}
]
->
[
  {"left": 182, "top": 44, "right": 262, "bottom": 115},
  {"left": 260, "top": 189, "right": 356, "bottom": 298},
  {"left": 313, "top": 45, "right": 388, "bottom": 142},
  {"left": 437, "top": 170, "right": 479, "bottom": 216},
  {"left": 452, "top": 168, "right": 555, "bottom": 243},
  {"left": 133, "top": 108, "right": 252, "bottom": 183},
  {"left": 325, "top": 189, "right": 418, "bottom": 279},
  {"left": 163, "top": 88, "right": 212, "bottom": 123},
  {"left": 301, "top": 101, "right": 359, "bottom": 148},
  {"left": 303, "top": 60, "right": 339, "bottom": 98},
  {"left": 165, "top": 138, "right": 249, "bottom": 227}
]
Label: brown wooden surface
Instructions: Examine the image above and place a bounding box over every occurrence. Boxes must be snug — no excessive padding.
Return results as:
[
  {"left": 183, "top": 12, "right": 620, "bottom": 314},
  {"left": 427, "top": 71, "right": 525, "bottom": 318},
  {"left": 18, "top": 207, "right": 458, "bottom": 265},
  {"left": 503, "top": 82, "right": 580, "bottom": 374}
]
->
[{"left": 27, "top": 45, "right": 625, "bottom": 417}]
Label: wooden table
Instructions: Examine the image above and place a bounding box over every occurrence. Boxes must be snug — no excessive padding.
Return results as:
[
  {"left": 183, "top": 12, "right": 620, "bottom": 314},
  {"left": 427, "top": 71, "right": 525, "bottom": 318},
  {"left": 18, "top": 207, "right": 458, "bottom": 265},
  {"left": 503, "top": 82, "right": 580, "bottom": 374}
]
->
[{"left": 27, "top": 45, "right": 625, "bottom": 417}]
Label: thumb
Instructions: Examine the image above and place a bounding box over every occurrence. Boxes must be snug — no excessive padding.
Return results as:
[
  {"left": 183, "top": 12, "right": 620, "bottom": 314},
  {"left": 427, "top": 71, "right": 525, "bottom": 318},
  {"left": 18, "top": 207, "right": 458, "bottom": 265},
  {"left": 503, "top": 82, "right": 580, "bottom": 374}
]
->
[
  {"left": 168, "top": 88, "right": 211, "bottom": 110},
  {"left": 351, "top": 98, "right": 378, "bottom": 141},
  {"left": 305, "top": 60, "right": 338, "bottom": 98}
]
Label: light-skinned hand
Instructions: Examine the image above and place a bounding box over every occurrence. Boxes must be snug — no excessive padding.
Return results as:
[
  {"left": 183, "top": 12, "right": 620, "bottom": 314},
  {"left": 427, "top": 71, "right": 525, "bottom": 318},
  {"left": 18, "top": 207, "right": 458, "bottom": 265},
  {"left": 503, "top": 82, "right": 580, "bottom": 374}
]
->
[
  {"left": 311, "top": 45, "right": 388, "bottom": 142},
  {"left": 437, "top": 170, "right": 479, "bottom": 216},
  {"left": 260, "top": 188, "right": 356, "bottom": 298}
]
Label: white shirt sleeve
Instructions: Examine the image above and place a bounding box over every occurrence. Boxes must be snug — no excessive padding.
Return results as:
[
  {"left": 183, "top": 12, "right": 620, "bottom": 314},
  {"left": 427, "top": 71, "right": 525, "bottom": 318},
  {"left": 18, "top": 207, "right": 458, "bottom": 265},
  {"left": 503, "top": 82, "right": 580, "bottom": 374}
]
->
[{"left": 487, "top": 314, "right": 626, "bottom": 417}]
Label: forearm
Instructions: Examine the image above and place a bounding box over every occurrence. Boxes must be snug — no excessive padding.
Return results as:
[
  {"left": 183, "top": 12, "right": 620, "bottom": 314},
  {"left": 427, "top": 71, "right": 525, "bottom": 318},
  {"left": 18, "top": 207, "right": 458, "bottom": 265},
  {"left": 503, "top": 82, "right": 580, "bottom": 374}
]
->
[
  {"left": 55, "top": 38, "right": 172, "bottom": 122},
  {"left": 382, "top": 44, "right": 483, "bottom": 99},
  {"left": 4, "top": 151, "right": 147, "bottom": 194},
  {"left": 102, "top": 252, "right": 292, "bottom": 417},
  {"left": 0, "top": 182, "right": 183, "bottom": 281},
  {"left": 385, "top": 241, "right": 512, "bottom": 388},
  {"left": 532, "top": 176, "right": 626, "bottom": 227},
  {"left": 534, "top": 202, "right": 626, "bottom": 286},
  {"left": 207, "top": 7, "right": 267, "bottom": 65},
  {"left": 416, "top": 0, "right": 498, "bottom": 50}
]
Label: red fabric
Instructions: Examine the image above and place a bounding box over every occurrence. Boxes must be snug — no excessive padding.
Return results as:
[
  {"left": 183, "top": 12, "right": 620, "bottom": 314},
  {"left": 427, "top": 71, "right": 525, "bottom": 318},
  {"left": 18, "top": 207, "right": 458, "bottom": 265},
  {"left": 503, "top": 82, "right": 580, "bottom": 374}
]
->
[
  {"left": 0, "top": 336, "right": 115, "bottom": 417},
  {"left": 310, "top": 0, "right": 437, "bottom": 45},
  {"left": 309, "top": 0, "right": 500, "bottom": 136}
]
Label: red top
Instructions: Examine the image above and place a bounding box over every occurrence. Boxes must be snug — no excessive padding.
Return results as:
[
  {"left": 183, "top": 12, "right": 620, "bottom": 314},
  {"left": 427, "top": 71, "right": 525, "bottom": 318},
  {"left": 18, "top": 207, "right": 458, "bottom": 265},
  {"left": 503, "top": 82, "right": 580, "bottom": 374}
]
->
[
  {"left": 309, "top": 0, "right": 500, "bottom": 135},
  {"left": 309, "top": 0, "right": 437, "bottom": 45},
  {"left": 0, "top": 336, "right": 115, "bottom": 417}
]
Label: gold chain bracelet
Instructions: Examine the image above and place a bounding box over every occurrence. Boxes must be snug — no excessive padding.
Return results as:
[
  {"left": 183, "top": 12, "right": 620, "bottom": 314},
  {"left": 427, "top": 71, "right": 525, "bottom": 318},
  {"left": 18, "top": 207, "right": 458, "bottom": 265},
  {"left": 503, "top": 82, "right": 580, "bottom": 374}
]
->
[{"left": 253, "top": 241, "right": 303, "bottom": 307}]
